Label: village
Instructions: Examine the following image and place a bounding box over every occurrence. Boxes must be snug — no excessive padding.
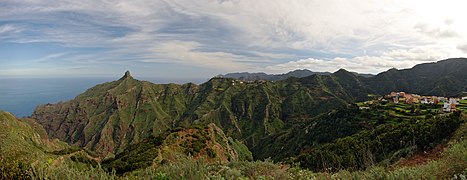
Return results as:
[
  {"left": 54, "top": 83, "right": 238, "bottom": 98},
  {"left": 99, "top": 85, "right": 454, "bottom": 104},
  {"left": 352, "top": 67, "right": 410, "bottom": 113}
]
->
[
  {"left": 383, "top": 91, "right": 467, "bottom": 112},
  {"left": 357, "top": 91, "right": 467, "bottom": 117}
]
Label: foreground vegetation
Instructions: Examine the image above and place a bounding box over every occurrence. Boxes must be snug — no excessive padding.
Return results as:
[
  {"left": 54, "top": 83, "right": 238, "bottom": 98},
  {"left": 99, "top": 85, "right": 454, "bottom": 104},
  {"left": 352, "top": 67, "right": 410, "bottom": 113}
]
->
[
  {"left": 2, "top": 131, "right": 466, "bottom": 179},
  {"left": 296, "top": 111, "right": 464, "bottom": 172},
  {"left": 2, "top": 111, "right": 466, "bottom": 179}
]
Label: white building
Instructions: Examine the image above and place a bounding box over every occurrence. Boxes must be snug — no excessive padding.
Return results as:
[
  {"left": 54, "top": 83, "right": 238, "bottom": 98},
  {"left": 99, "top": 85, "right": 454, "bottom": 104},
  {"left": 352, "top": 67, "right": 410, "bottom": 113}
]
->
[
  {"left": 421, "top": 98, "right": 429, "bottom": 104},
  {"left": 449, "top": 98, "right": 460, "bottom": 105},
  {"left": 443, "top": 102, "right": 451, "bottom": 112}
]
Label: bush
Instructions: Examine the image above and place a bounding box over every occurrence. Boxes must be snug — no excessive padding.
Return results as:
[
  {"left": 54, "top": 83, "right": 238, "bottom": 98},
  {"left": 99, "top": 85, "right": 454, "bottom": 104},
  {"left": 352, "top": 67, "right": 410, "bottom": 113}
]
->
[
  {"left": 297, "top": 113, "right": 464, "bottom": 172},
  {"left": 206, "top": 148, "right": 216, "bottom": 158},
  {"left": 0, "top": 158, "right": 31, "bottom": 180}
]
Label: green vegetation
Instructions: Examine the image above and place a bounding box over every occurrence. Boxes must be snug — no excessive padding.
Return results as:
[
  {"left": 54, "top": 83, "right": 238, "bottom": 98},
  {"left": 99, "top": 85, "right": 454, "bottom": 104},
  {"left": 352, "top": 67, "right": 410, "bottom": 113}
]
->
[
  {"left": 297, "top": 111, "right": 464, "bottom": 171},
  {"left": 254, "top": 100, "right": 464, "bottom": 165},
  {"left": 0, "top": 110, "right": 103, "bottom": 179},
  {"left": 4, "top": 124, "right": 467, "bottom": 179},
  {"left": 366, "top": 101, "right": 443, "bottom": 119},
  {"left": 2, "top": 102, "right": 467, "bottom": 179},
  {"left": 459, "top": 99, "right": 467, "bottom": 111},
  {"left": 102, "top": 123, "right": 248, "bottom": 174},
  {"left": 102, "top": 135, "right": 164, "bottom": 174},
  {"left": 3, "top": 58, "right": 467, "bottom": 179},
  {"left": 31, "top": 70, "right": 372, "bottom": 159},
  {"left": 365, "top": 58, "right": 467, "bottom": 96},
  {"left": 0, "top": 158, "right": 31, "bottom": 179}
]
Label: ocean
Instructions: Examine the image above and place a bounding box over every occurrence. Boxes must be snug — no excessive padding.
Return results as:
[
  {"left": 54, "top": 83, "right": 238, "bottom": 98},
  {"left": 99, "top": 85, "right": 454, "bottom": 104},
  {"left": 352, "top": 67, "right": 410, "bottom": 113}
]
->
[{"left": 0, "top": 77, "right": 206, "bottom": 118}]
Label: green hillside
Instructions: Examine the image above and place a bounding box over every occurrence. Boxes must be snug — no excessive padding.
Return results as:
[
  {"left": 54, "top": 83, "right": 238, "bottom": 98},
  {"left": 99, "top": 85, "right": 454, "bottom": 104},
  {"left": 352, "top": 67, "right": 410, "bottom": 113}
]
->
[
  {"left": 0, "top": 110, "right": 98, "bottom": 179},
  {"left": 31, "top": 70, "right": 372, "bottom": 158},
  {"left": 224, "top": 58, "right": 467, "bottom": 96},
  {"left": 365, "top": 58, "right": 467, "bottom": 96},
  {"left": 102, "top": 123, "right": 252, "bottom": 174},
  {"left": 3, "top": 58, "right": 467, "bottom": 179},
  {"left": 2, "top": 109, "right": 466, "bottom": 179}
]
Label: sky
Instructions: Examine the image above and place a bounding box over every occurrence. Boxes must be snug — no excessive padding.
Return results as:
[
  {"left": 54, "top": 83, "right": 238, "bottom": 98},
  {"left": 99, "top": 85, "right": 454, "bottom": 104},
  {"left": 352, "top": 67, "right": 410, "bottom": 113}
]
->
[{"left": 1, "top": 0, "right": 467, "bottom": 79}]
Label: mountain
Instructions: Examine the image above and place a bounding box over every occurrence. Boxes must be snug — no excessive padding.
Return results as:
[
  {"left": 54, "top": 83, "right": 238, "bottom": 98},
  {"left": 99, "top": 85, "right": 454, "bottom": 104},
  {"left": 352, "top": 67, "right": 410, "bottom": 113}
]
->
[
  {"left": 296, "top": 111, "right": 465, "bottom": 171},
  {"left": 32, "top": 71, "right": 197, "bottom": 158},
  {"left": 365, "top": 58, "right": 467, "bottom": 96},
  {"left": 0, "top": 110, "right": 81, "bottom": 162},
  {"left": 31, "top": 69, "right": 372, "bottom": 158},
  {"left": 2, "top": 109, "right": 466, "bottom": 179},
  {"left": 3, "top": 58, "right": 467, "bottom": 178},
  {"left": 224, "top": 58, "right": 467, "bottom": 96},
  {"left": 0, "top": 110, "right": 98, "bottom": 178},
  {"left": 102, "top": 123, "right": 252, "bottom": 174},
  {"left": 221, "top": 69, "right": 375, "bottom": 81},
  {"left": 220, "top": 69, "right": 330, "bottom": 81},
  {"left": 254, "top": 102, "right": 466, "bottom": 167}
]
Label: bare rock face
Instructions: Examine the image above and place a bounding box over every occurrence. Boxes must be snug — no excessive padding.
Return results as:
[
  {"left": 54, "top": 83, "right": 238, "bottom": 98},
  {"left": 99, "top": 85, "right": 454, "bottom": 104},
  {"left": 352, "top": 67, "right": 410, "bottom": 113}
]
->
[{"left": 119, "top": 70, "right": 132, "bottom": 80}]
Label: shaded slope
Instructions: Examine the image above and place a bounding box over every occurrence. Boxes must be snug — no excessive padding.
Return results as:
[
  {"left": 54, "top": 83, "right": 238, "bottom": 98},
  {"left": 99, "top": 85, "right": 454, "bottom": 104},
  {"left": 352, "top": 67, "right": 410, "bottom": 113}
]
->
[
  {"left": 365, "top": 58, "right": 467, "bottom": 96},
  {"left": 253, "top": 105, "right": 366, "bottom": 161}
]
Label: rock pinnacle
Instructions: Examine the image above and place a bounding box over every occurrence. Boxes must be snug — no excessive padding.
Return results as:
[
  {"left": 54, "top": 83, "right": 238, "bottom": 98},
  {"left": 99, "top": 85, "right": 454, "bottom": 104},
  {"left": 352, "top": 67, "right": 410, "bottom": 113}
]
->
[{"left": 120, "top": 70, "right": 133, "bottom": 80}]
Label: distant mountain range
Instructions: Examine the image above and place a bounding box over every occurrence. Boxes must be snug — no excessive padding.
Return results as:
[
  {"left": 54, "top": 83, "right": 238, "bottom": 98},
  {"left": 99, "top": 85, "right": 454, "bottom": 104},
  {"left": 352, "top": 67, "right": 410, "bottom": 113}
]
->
[
  {"left": 219, "top": 69, "right": 374, "bottom": 81},
  {"left": 223, "top": 58, "right": 467, "bottom": 96},
  {"left": 364, "top": 58, "right": 467, "bottom": 96}
]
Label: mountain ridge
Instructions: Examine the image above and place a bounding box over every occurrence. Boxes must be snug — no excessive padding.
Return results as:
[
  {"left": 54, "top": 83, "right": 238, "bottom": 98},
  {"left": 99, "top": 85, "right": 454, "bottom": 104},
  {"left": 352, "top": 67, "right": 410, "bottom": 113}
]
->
[
  {"left": 32, "top": 69, "right": 372, "bottom": 158},
  {"left": 219, "top": 69, "right": 375, "bottom": 81},
  {"left": 222, "top": 58, "right": 467, "bottom": 96},
  {"left": 365, "top": 58, "right": 467, "bottom": 96},
  {"left": 30, "top": 58, "right": 467, "bottom": 160}
]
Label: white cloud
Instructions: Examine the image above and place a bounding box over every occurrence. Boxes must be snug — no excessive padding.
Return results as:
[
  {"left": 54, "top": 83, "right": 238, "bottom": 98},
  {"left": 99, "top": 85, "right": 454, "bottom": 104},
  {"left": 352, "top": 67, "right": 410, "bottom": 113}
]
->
[
  {"left": 31, "top": 52, "right": 72, "bottom": 63},
  {"left": 457, "top": 44, "right": 467, "bottom": 53},
  {"left": 141, "top": 40, "right": 263, "bottom": 71},
  {"left": 414, "top": 23, "right": 459, "bottom": 39},
  {"left": 1, "top": 0, "right": 467, "bottom": 77},
  {"left": 0, "top": 24, "right": 19, "bottom": 34},
  {"left": 265, "top": 47, "right": 450, "bottom": 74}
]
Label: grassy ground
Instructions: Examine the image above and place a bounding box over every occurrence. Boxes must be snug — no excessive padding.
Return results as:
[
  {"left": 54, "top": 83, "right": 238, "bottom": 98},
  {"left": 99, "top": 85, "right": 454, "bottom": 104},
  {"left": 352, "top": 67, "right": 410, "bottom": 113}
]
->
[
  {"left": 458, "top": 100, "right": 467, "bottom": 111},
  {"left": 358, "top": 99, "right": 444, "bottom": 119}
]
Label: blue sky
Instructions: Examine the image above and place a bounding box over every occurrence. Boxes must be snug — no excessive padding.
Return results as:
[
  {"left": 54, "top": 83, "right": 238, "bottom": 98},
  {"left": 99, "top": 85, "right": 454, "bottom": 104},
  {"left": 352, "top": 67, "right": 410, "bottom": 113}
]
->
[{"left": 1, "top": 0, "right": 466, "bottom": 79}]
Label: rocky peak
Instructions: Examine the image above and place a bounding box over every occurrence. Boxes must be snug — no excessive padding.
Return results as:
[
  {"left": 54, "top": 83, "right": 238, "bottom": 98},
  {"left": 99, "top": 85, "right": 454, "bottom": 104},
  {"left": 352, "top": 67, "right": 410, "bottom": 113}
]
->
[{"left": 119, "top": 70, "right": 133, "bottom": 80}]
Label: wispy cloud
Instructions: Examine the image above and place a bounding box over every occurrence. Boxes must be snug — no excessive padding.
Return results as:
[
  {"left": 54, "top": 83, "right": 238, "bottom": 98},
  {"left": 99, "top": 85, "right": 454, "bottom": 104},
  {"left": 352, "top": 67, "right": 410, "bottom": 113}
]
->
[
  {"left": 141, "top": 40, "right": 267, "bottom": 71},
  {"left": 0, "top": 0, "right": 466, "bottom": 78},
  {"left": 31, "top": 52, "right": 72, "bottom": 63}
]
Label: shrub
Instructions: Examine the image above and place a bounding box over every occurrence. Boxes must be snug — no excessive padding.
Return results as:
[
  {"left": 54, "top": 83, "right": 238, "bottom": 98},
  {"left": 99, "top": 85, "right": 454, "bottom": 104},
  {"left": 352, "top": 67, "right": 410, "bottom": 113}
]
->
[
  {"left": 206, "top": 148, "right": 216, "bottom": 158},
  {"left": 0, "top": 158, "right": 31, "bottom": 180}
]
